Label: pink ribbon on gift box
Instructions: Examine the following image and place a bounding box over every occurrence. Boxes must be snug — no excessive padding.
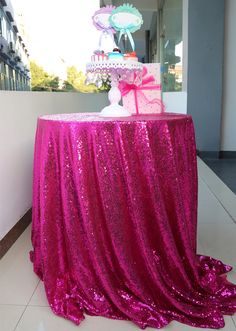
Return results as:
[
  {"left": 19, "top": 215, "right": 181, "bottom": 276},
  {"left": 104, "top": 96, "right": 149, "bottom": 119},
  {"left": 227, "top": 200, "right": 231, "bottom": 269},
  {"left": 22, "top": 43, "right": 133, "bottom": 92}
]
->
[{"left": 119, "top": 66, "right": 165, "bottom": 115}]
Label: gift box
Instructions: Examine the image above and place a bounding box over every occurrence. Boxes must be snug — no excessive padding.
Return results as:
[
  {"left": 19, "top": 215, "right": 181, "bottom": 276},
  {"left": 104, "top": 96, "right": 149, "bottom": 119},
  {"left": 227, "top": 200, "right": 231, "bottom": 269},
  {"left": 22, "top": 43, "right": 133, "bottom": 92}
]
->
[{"left": 119, "top": 63, "right": 164, "bottom": 114}]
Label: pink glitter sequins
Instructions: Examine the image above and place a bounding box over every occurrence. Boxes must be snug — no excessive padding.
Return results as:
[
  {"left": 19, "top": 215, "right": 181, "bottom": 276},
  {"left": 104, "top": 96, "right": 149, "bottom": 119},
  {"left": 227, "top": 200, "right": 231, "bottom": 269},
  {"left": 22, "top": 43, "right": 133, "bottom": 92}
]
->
[{"left": 31, "top": 113, "right": 236, "bottom": 329}]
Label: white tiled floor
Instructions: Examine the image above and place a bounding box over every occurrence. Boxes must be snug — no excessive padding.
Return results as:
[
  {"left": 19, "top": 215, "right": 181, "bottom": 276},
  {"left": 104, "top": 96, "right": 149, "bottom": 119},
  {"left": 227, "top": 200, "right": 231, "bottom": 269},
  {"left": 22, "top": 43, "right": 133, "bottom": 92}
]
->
[{"left": 0, "top": 158, "right": 236, "bottom": 331}]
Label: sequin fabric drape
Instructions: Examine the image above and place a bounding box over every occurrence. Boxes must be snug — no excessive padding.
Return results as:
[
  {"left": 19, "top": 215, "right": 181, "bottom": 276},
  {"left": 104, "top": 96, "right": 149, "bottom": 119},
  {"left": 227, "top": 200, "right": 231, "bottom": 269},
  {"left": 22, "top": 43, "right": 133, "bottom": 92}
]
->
[{"left": 31, "top": 113, "right": 236, "bottom": 329}]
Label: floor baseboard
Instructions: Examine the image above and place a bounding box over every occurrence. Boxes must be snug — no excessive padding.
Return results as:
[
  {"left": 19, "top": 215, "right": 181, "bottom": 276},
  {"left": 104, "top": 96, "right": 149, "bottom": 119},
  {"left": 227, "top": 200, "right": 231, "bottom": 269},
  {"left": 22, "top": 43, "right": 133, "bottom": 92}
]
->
[
  {"left": 197, "top": 151, "right": 220, "bottom": 159},
  {"left": 197, "top": 150, "right": 236, "bottom": 159},
  {"left": 219, "top": 151, "right": 236, "bottom": 159},
  {"left": 0, "top": 209, "right": 32, "bottom": 259}
]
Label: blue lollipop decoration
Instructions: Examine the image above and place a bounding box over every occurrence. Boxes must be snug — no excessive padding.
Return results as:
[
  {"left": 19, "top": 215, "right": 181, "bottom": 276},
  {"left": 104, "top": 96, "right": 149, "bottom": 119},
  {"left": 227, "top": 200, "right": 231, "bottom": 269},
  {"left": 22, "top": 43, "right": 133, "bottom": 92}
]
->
[{"left": 109, "top": 3, "right": 143, "bottom": 51}]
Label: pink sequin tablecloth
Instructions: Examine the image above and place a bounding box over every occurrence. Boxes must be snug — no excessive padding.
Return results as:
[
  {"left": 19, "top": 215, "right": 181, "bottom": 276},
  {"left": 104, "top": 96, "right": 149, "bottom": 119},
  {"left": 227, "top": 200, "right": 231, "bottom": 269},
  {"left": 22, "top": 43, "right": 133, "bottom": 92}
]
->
[{"left": 31, "top": 113, "right": 236, "bottom": 329}]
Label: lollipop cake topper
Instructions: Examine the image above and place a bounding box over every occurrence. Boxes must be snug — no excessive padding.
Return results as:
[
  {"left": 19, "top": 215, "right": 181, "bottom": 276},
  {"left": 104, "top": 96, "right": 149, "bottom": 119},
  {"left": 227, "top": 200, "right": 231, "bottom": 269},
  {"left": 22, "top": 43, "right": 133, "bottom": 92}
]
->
[
  {"left": 92, "top": 5, "right": 117, "bottom": 51},
  {"left": 109, "top": 3, "right": 143, "bottom": 51},
  {"left": 92, "top": 5, "right": 116, "bottom": 32}
]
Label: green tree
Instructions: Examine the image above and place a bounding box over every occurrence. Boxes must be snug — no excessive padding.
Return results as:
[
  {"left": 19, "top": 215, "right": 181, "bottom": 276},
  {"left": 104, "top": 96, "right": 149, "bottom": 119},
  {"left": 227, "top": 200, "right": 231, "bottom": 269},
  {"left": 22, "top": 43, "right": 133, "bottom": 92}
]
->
[
  {"left": 48, "top": 76, "right": 60, "bottom": 91},
  {"left": 64, "top": 66, "right": 110, "bottom": 93},
  {"left": 65, "top": 66, "right": 96, "bottom": 92},
  {"left": 62, "top": 80, "right": 76, "bottom": 92},
  {"left": 30, "top": 62, "right": 110, "bottom": 93},
  {"left": 30, "top": 61, "right": 60, "bottom": 91},
  {"left": 30, "top": 61, "right": 48, "bottom": 89},
  {"left": 66, "top": 66, "right": 80, "bottom": 87}
]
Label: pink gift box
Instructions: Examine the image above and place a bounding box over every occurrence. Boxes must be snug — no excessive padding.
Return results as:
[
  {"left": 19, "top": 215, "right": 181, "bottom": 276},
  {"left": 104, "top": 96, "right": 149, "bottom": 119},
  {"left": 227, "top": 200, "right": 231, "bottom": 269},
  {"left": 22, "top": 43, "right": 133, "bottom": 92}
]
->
[{"left": 120, "top": 63, "right": 164, "bottom": 115}]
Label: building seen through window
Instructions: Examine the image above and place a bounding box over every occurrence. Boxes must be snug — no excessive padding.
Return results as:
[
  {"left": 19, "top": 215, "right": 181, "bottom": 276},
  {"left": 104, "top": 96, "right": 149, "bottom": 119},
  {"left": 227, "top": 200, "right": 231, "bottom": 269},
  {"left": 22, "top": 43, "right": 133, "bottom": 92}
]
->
[{"left": 0, "top": 0, "right": 30, "bottom": 91}]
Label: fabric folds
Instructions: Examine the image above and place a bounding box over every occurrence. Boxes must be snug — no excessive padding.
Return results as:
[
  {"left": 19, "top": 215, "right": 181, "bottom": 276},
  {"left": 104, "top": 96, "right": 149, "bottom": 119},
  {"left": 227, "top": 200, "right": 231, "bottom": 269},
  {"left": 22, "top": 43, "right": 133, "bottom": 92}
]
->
[{"left": 31, "top": 113, "right": 236, "bottom": 329}]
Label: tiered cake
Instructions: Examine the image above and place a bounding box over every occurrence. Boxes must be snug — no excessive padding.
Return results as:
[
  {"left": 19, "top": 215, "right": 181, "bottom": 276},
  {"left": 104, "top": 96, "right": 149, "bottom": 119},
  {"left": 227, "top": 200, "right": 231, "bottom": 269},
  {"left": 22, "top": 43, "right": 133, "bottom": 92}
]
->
[{"left": 86, "top": 3, "right": 143, "bottom": 117}]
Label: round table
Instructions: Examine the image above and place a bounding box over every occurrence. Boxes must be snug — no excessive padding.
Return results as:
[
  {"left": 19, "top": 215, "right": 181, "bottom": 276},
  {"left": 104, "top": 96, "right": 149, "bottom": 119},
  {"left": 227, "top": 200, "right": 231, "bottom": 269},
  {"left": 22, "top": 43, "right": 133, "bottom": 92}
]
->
[{"left": 31, "top": 113, "right": 236, "bottom": 329}]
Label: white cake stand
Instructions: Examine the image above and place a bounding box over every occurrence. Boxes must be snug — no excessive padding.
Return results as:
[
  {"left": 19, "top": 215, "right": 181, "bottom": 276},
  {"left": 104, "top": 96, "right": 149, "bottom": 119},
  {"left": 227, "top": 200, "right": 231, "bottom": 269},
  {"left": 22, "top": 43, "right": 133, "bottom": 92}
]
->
[{"left": 86, "top": 61, "right": 143, "bottom": 117}]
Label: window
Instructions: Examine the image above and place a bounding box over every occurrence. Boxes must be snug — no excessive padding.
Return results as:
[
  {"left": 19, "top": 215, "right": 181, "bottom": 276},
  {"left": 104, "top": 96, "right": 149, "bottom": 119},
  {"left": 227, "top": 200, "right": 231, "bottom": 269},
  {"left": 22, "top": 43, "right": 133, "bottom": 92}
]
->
[
  {"left": 2, "top": 63, "right": 9, "bottom": 89},
  {"left": 1, "top": 16, "right": 7, "bottom": 39},
  {"left": 8, "top": 66, "right": 14, "bottom": 90},
  {"left": 0, "top": 17, "right": 2, "bottom": 36},
  {"left": 160, "top": 0, "right": 183, "bottom": 92},
  {"left": 149, "top": 0, "right": 183, "bottom": 92},
  {"left": 10, "top": 29, "right": 14, "bottom": 42},
  {"left": 6, "top": 20, "right": 11, "bottom": 42},
  {"left": 0, "top": 7, "right": 3, "bottom": 36}
]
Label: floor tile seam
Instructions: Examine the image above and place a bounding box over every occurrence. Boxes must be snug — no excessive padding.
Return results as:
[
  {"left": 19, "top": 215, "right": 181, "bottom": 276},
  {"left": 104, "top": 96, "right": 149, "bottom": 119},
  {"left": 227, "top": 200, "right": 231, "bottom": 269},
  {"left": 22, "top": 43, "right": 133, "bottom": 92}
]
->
[
  {"left": 198, "top": 158, "right": 236, "bottom": 202},
  {"left": 0, "top": 244, "right": 33, "bottom": 266},
  {"left": 198, "top": 174, "right": 236, "bottom": 225},
  {"left": 13, "top": 305, "right": 28, "bottom": 331},
  {"left": 0, "top": 303, "right": 26, "bottom": 307},
  {"left": 200, "top": 160, "right": 236, "bottom": 195},
  {"left": 232, "top": 316, "right": 236, "bottom": 329},
  {"left": 26, "top": 279, "right": 41, "bottom": 306},
  {"left": 13, "top": 279, "right": 40, "bottom": 331},
  {"left": 199, "top": 174, "right": 236, "bottom": 210},
  {"left": 27, "top": 303, "right": 49, "bottom": 307}
]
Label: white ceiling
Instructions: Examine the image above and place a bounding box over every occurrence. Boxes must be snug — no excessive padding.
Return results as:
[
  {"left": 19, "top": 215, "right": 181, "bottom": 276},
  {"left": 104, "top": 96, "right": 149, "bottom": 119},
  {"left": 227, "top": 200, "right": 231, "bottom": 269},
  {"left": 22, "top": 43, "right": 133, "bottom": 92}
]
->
[
  {"left": 102, "top": 0, "right": 158, "bottom": 11},
  {"left": 100, "top": 0, "right": 155, "bottom": 31}
]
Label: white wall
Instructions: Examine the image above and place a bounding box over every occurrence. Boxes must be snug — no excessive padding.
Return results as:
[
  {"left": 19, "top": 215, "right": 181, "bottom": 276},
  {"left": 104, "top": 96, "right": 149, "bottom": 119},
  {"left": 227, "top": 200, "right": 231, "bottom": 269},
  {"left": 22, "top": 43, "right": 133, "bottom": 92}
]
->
[
  {"left": 221, "top": 0, "right": 236, "bottom": 151},
  {"left": 0, "top": 91, "right": 107, "bottom": 240},
  {"left": 182, "top": 0, "right": 189, "bottom": 92},
  {"left": 163, "top": 91, "right": 187, "bottom": 114}
]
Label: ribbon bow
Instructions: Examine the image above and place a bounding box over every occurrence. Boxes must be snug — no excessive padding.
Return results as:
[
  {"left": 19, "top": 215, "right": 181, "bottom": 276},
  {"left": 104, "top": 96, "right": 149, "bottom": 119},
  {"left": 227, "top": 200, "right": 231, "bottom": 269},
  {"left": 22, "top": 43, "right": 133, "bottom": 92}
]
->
[
  {"left": 119, "top": 66, "right": 165, "bottom": 115},
  {"left": 118, "top": 29, "right": 135, "bottom": 51},
  {"left": 99, "top": 29, "right": 116, "bottom": 50}
]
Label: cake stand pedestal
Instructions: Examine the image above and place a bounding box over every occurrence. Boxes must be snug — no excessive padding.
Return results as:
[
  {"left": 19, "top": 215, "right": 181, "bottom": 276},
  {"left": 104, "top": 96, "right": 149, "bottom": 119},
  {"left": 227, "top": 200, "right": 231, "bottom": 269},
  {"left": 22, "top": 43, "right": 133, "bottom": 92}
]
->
[{"left": 86, "top": 61, "right": 143, "bottom": 117}]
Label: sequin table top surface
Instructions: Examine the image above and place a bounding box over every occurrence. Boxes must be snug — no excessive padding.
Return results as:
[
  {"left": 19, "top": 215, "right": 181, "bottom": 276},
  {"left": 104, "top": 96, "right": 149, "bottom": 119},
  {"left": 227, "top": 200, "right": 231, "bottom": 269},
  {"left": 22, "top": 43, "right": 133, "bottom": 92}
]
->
[
  {"left": 31, "top": 112, "right": 236, "bottom": 329},
  {"left": 40, "top": 112, "right": 188, "bottom": 123}
]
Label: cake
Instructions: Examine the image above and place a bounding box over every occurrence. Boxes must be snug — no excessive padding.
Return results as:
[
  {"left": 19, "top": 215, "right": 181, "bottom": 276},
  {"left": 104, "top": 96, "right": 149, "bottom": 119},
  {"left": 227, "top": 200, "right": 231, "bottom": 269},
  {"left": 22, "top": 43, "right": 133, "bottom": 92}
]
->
[
  {"left": 124, "top": 51, "right": 138, "bottom": 62},
  {"left": 108, "top": 48, "right": 124, "bottom": 61},
  {"left": 91, "top": 50, "right": 108, "bottom": 62},
  {"left": 90, "top": 4, "right": 143, "bottom": 66}
]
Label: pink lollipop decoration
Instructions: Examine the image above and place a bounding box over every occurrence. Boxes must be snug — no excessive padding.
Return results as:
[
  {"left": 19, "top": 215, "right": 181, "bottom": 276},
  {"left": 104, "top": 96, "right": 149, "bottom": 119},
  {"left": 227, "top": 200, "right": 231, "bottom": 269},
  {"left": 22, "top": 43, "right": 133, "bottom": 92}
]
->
[
  {"left": 92, "top": 5, "right": 116, "bottom": 32},
  {"left": 92, "top": 5, "right": 117, "bottom": 50}
]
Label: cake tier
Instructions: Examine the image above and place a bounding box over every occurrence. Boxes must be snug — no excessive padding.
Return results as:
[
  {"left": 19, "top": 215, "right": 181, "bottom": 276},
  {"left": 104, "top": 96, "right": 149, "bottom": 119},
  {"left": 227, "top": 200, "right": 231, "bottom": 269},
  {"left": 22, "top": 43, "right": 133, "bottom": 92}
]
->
[
  {"left": 108, "top": 52, "right": 124, "bottom": 61},
  {"left": 86, "top": 60, "right": 143, "bottom": 73}
]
